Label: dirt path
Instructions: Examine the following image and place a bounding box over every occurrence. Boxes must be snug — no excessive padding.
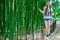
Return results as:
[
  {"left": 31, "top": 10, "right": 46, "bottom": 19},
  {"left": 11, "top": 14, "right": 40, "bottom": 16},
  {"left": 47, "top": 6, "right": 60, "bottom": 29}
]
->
[{"left": 50, "top": 24, "right": 60, "bottom": 40}]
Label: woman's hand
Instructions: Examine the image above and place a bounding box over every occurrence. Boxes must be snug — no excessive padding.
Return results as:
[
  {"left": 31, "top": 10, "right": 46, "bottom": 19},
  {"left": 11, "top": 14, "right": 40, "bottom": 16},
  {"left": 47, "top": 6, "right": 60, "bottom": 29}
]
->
[
  {"left": 33, "top": 6, "right": 44, "bottom": 14},
  {"left": 38, "top": 7, "right": 44, "bottom": 14}
]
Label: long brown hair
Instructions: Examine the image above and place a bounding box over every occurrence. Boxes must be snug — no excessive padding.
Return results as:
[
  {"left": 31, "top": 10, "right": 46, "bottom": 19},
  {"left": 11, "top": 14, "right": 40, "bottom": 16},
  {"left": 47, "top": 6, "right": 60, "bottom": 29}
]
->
[{"left": 45, "top": 3, "right": 52, "bottom": 16}]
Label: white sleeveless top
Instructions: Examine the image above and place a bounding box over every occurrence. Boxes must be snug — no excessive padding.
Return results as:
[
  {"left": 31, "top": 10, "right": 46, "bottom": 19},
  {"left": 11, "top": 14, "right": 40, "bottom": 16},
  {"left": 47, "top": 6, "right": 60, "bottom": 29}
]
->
[{"left": 44, "top": 8, "right": 52, "bottom": 19}]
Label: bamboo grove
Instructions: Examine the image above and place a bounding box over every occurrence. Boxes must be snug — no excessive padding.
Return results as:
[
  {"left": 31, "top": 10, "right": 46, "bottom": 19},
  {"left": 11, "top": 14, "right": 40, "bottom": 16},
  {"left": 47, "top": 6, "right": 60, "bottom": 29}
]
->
[{"left": 0, "top": 0, "right": 47, "bottom": 40}]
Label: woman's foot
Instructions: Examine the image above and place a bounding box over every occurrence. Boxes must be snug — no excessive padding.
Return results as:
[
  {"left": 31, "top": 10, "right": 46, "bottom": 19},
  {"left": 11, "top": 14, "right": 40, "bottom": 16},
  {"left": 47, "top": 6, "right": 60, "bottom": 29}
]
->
[
  {"left": 46, "top": 33, "right": 50, "bottom": 39},
  {"left": 47, "top": 34, "right": 50, "bottom": 37}
]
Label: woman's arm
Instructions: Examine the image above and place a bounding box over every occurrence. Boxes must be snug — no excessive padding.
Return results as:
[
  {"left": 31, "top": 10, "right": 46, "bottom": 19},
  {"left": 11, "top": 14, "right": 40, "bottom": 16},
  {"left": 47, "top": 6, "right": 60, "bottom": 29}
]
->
[
  {"left": 33, "top": 6, "right": 45, "bottom": 14},
  {"left": 38, "top": 8, "right": 44, "bottom": 14},
  {"left": 38, "top": 6, "right": 47, "bottom": 14}
]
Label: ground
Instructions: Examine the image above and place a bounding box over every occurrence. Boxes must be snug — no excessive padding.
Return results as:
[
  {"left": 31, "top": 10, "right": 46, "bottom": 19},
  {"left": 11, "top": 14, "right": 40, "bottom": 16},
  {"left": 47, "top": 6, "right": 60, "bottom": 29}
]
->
[{"left": 49, "top": 22, "right": 60, "bottom": 40}]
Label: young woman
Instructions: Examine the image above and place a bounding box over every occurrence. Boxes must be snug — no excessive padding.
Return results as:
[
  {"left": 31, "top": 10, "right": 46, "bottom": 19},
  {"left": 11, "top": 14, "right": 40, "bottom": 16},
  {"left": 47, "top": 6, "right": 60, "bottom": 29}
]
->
[{"left": 38, "top": 2, "right": 52, "bottom": 37}]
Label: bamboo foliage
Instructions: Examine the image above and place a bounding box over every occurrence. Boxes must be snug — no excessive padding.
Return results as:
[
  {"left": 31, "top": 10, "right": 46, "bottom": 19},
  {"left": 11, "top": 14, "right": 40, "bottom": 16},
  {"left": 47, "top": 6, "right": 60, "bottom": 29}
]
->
[
  {"left": 0, "top": 0, "right": 5, "bottom": 37},
  {"left": 0, "top": 0, "right": 47, "bottom": 40}
]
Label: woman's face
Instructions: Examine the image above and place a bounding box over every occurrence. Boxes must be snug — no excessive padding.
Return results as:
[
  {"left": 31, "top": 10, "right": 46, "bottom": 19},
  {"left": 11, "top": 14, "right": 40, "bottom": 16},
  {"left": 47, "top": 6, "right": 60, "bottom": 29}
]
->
[{"left": 47, "top": 2, "right": 51, "bottom": 8}]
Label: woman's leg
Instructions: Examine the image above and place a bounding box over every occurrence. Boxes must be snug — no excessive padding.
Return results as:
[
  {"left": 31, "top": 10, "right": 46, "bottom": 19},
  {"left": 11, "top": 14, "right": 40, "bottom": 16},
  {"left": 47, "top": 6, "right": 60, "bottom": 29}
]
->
[
  {"left": 45, "top": 20, "right": 51, "bottom": 36},
  {"left": 47, "top": 20, "right": 51, "bottom": 35},
  {"left": 48, "top": 20, "right": 52, "bottom": 34},
  {"left": 45, "top": 21, "right": 48, "bottom": 34}
]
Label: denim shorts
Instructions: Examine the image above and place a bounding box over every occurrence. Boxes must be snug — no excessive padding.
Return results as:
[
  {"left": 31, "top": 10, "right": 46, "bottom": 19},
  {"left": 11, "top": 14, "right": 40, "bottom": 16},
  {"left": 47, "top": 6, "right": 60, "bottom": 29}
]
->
[{"left": 44, "top": 16, "right": 52, "bottom": 21}]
